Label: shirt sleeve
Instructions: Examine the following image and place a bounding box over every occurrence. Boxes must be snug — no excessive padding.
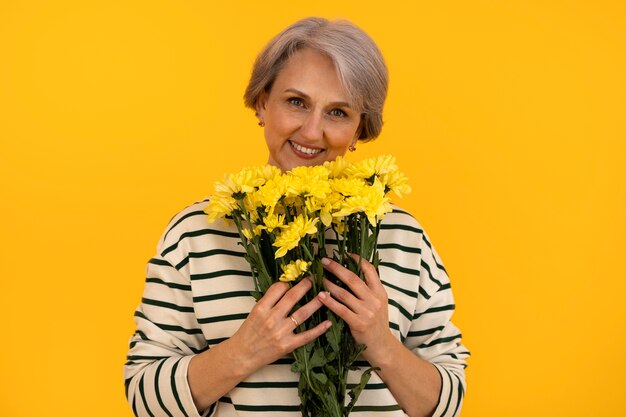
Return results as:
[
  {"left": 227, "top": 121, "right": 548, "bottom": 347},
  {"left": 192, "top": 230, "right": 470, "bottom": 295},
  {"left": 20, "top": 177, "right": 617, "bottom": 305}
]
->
[
  {"left": 405, "top": 229, "right": 470, "bottom": 417},
  {"left": 124, "top": 250, "right": 211, "bottom": 417}
]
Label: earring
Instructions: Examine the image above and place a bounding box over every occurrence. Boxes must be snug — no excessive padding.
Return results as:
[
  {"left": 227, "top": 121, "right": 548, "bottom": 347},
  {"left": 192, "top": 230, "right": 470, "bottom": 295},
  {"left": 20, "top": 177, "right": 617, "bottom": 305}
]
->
[
  {"left": 258, "top": 120, "right": 265, "bottom": 127},
  {"left": 348, "top": 144, "right": 357, "bottom": 152}
]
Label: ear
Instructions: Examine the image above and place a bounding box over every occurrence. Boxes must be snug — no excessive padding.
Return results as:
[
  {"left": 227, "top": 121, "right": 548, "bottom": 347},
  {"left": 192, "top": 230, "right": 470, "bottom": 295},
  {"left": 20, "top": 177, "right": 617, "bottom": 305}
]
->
[
  {"left": 354, "top": 113, "right": 365, "bottom": 141},
  {"left": 255, "top": 91, "right": 268, "bottom": 120}
]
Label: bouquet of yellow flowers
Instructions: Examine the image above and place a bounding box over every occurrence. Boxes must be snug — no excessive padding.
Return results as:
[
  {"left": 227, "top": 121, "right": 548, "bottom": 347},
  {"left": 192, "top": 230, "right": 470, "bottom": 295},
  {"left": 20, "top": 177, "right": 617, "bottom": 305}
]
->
[{"left": 205, "top": 155, "right": 411, "bottom": 417}]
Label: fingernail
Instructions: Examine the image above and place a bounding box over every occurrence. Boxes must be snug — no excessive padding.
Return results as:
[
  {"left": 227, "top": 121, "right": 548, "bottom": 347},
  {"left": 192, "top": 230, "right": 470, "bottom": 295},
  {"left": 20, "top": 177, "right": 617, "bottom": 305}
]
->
[
  {"left": 318, "top": 291, "right": 328, "bottom": 300},
  {"left": 321, "top": 257, "right": 331, "bottom": 266},
  {"left": 324, "top": 321, "right": 332, "bottom": 329}
]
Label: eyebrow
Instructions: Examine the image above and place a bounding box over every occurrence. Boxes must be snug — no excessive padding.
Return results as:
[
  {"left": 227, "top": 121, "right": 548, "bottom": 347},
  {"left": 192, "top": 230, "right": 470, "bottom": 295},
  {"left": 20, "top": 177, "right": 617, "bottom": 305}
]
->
[{"left": 283, "top": 88, "right": 352, "bottom": 108}]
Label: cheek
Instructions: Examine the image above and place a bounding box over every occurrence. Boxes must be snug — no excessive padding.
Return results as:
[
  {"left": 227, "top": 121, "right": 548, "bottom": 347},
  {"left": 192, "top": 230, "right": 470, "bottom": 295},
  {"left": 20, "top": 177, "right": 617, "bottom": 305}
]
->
[
  {"left": 267, "top": 112, "right": 299, "bottom": 142},
  {"left": 264, "top": 121, "right": 285, "bottom": 147},
  {"left": 327, "top": 125, "right": 359, "bottom": 149}
]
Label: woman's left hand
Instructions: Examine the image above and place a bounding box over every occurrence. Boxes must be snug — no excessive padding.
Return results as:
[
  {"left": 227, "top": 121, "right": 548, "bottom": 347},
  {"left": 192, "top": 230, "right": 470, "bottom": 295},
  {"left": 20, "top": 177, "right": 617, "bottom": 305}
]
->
[
  {"left": 318, "top": 254, "right": 443, "bottom": 417},
  {"left": 317, "top": 254, "right": 395, "bottom": 362}
]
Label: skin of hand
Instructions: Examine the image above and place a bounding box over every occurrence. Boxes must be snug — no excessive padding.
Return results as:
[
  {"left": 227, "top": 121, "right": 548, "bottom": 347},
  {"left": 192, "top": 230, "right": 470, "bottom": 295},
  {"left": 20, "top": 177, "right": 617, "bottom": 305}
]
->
[
  {"left": 317, "top": 255, "right": 442, "bottom": 417},
  {"left": 188, "top": 278, "right": 330, "bottom": 412},
  {"left": 231, "top": 278, "right": 331, "bottom": 370}
]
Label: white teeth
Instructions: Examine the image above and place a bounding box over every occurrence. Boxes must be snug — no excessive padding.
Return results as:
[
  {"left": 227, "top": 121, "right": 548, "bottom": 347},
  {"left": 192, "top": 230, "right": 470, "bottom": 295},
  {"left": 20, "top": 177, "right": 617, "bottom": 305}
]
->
[{"left": 290, "top": 141, "right": 323, "bottom": 155}]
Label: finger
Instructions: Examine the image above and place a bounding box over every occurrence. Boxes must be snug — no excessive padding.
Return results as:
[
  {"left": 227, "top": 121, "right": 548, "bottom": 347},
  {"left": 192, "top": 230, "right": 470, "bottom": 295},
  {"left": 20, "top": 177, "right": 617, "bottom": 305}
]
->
[
  {"left": 347, "top": 253, "right": 386, "bottom": 294},
  {"left": 274, "top": 277, "right": 313, "bottom": 316},
  {"left": 317, "top": 290, "right": 358, "bottom": 326},
  {"left": 322, "top": 277, "right": 363, "bottom": 314},
  {"left": 256, "top": 281, "right": 291, "bottom": 309},
  {"left": 321, "top": 257, "right": 369, "bottom": 300},
  {"left": 290, "top": 320, "right": 332, "bottom": 350},
  {"left": 289, "top": 294, "right": 324, "bottom": 329}
]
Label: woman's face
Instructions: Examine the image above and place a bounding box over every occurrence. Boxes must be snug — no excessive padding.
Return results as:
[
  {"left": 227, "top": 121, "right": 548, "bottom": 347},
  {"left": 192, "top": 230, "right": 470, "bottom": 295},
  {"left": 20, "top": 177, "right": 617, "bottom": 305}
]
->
[{"left": 256, "top": 48, "right": 362, "bottom": 172}]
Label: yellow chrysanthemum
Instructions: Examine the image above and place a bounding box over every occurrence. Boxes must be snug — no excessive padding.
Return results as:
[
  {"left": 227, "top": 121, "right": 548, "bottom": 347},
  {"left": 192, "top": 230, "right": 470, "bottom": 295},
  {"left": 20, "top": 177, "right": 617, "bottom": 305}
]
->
[
  {"left": 241, "top": 224, "right": 264, "bottom": 240},
  {"left": 330, "top": 177, "right": 369, "bottom": 197},
  {"left": 319, "top": 204, "right": 333, "bottom": 227},
  {"left": 333, "top": 178, "right": 392, "bottom": 224},
  {"left": 284, "top": 166, "right": 331, "bottom": 201},
  {"left": 243, "top": 192, "right": 263, "bottom": 219},
  {"left": 332, "top": 218, "right": 346, "bottom": 235},
  {"left": 214, "top": 166, "right": 268, "bottom": 198},
  {"left": 344, "top": 154, "right": 398, "bottom": 180},
  {"left": 323, "top": 156, "right": 349, "bottom": 178},
  {"left": 241, "top": 227, "right": 253, "bottom": 240},
  {"left": 379, "top": 170, "right": 412, "bottom": 198},
  {"left": 273, "top": 214, "right": 319, "bottom": 258},
  {"left": 254, "top": 165, "right": 282, "bottom": 182},
  {"left": 255, "top": 177, "right": 288, "bottom": 216},
  {"left": 262, "top": 213, "right": 285, "bottom": 232},
  {"left": 289, "top": 165, "right": 330, "bottom": 180},
  {"left": 304, "top": 196, "right": 320, "bottom": 215},
  {"left": 205, "top": 195, "right": 238, "bottom": 223},
  {"left": 278, "top": 259, "right": 311, "bottom": 282}
]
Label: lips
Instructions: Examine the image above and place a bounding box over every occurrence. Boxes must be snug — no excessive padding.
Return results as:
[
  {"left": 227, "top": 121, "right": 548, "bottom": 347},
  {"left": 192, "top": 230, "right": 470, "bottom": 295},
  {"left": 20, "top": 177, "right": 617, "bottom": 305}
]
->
[{"left": 289, "top": 140, "right": 324, "bottom": 157}]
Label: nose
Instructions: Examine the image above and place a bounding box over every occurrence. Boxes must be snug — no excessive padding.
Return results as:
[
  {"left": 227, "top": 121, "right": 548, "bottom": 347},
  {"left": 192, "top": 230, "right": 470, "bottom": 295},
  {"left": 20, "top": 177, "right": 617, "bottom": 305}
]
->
[{"left": 299, "top": 110, "right": 324, "bottom": 142}]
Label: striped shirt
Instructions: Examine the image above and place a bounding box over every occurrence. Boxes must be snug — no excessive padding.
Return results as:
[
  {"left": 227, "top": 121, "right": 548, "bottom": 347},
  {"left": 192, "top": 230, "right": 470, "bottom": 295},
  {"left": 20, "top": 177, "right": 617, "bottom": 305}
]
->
[{"left": 124, "top": 200, "right": 470, "bottom": 417}]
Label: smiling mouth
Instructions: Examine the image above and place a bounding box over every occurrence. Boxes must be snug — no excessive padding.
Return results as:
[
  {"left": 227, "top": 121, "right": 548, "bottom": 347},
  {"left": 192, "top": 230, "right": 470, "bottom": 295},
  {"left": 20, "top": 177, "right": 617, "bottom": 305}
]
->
[{"left": 289, "top": 140, "right": 324, "bottom": 156}]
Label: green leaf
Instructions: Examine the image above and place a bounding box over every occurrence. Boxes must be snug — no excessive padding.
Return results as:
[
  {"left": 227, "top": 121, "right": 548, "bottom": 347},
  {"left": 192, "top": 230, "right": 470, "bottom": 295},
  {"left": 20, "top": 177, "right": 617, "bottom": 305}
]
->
[
  {"left": 346, "top": 366, "right": 380, "bottom": 414},
  {"left": 291, "top": 344, "right": 310, "bottom": 373},
  {"left": 311, "top": 371, "right": 328, "bottom": 385},
  {"left": 309, "top": 346, "right": 326, "bottom": 369},
  {"left": 314, "top": 259, "right": 324, "bottom": 282},
  {"left": 347, "top": 343, "right": 367, "bottom": 367},
  {"left": 325, "top": 312, "right": 343, "bottom": 353},
  {"left": 243, "top": 254, "right": 256, "bottom": 267},
  {"left": 372, "top": 251, "right": 380, "bottom": 270},
  {"left": 323, "top": 364, "right": 338, "bottom": 378}
]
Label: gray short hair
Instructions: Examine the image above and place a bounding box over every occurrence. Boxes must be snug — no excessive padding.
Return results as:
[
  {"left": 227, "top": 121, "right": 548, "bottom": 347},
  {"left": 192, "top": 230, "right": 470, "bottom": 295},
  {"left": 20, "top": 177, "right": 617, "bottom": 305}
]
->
[{"left": 243, "top": 17, "right": 389, "bottom": 142}]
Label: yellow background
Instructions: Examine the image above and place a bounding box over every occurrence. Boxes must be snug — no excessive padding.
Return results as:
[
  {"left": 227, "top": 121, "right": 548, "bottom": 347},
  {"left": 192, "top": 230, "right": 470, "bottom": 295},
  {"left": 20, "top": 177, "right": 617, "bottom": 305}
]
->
[{"left": 1, "top": 1, "right": 625, "bottom": 416}]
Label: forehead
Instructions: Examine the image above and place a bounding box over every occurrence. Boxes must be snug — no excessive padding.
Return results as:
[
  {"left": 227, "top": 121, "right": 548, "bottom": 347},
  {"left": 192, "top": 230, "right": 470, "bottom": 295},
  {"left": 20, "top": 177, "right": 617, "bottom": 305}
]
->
[{"left": 272, "top": 48, "right": 352, "bottom": 103}]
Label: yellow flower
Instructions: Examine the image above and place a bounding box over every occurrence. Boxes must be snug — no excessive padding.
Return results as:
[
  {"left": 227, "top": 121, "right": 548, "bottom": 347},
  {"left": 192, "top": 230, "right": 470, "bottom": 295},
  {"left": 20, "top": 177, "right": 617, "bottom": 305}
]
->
[
  {"left": 332, "top": 217, "right": 346, "bottom": 234},
  {"left": 205, "top": 195, "right": 238, "bottom": 223},
  {"left": 278, "top": 259, "right": 311, "bottom": 282},
  {"left": 243, "top": 192, "right": 263, "bottom": 220},
  {"left": 273, "top": 214, "right": 319, "bottom": 258},
  {"left": 289, "top": 165, "right": 330, "bottom": 181},
  {"left": 330, "top": 177, "right": 368, "bottom": 197},
  {"left": 256, "top": 177, "right": 287, "bottom": 216},
  {"left": 333, "top": 177, "right": 392, "bottom": 225},
  {"left": 284, "top": 166, "right": 331, "bottom": 201},
  {"left": 344, "top": 154, "right": 398, "bottom": 180},
  {"left": 241, "top": 224, "right": 264, "bottom": 240},
  {"left": 254, "top": 164, "right": 282, "bottom": 182},
  {"left": 319, "top": 203, "right": 333, "bottom": 227},
  {"left": 262, "top": 213, "right": 285, "bottom": 232},
  {"left": 380, "top": 170, "right": 412, "bottom": 198},
  {"left": 304, "top": 196, "right": 320, "bottom": 215},
  {"left": 324, "top": 156, "right": 349, "bottom": 178},
  {"left": 241, "top": 227, "right": 253, "bottom": 240},
  {"left": 214, "top": 166, "right": 268, "bottom": 198}
]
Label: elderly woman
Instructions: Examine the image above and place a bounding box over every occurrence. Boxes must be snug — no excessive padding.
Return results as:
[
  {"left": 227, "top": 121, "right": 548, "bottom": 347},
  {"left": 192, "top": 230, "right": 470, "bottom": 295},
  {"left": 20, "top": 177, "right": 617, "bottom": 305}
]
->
[{"left": 125, "top": 17, "right": 469, "bottom": 417}]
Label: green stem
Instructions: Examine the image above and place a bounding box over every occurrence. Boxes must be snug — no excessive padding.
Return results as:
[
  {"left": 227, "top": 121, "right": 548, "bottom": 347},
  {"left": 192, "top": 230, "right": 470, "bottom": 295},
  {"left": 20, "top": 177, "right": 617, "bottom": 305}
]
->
[
  {"left": 340, "top": 219, "right": 348, "bottom": 262},
  {"left": 301, "top": 242, "right": 314, "bottom": 262},
  {"left": 238, "top": 198, "right": 272, "bottom": 291},
  {"left": 359, "top": 214, "right": 367, "bottom": 279}
]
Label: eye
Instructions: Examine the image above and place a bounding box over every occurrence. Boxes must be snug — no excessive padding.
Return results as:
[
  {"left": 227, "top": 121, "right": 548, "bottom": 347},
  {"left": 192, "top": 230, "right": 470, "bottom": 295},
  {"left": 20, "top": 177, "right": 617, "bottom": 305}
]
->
[
  {"left": 287, "top": 97, "right": 305, "bottom": 107},
  {"left": 329, "top": 108, "right": 347, "bottom": 118}
]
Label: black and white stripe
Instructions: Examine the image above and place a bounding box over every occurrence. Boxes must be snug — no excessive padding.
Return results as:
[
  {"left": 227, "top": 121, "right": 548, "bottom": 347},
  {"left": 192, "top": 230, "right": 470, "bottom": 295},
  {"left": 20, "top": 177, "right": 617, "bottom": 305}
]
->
[{"left": 124, "top": 201, "right": 470, "bottom": 416}]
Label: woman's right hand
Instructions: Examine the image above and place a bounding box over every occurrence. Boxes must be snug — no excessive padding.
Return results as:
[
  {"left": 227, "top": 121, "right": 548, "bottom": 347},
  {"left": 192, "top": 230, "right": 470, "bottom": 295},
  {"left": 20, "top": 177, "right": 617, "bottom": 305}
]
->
[
  {"left": 188, "top": 278, "right": 329, "bottom": 412},
  {"left": 230, "top": 278, "right": 331, "bottom": 375}
]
